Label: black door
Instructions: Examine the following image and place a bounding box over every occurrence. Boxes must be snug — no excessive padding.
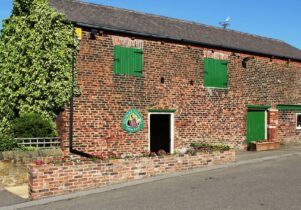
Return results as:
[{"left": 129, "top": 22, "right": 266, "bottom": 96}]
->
[{"left": 150, "top": 114, "right": 171, "bottom": 153}]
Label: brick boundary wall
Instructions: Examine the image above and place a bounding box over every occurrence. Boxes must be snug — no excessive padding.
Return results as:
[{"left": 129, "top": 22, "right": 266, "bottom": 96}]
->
[{"left": 29, "top": 150, "right": 235, "bottom": 200}]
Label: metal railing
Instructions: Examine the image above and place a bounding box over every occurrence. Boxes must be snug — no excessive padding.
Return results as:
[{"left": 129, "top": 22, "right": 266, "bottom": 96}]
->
[{"left": 15, "top": 137, "right": 61, "bottom": 148}]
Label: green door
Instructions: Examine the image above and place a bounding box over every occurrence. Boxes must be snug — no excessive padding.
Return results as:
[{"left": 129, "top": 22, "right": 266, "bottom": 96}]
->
[{"left": 246, "top": 110, "right": 266, "bottom": 144}]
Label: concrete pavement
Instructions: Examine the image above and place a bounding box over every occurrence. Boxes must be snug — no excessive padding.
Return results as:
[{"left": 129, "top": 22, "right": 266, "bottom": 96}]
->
[
  {"left": 0, "top": 188, "right": 27, "bottom": 207},
  {"left": 1, "top": 144, "right": 301, "bottom": 210},
  {"left": 236, "top": 144, "right": 301, "bottom": 162}
]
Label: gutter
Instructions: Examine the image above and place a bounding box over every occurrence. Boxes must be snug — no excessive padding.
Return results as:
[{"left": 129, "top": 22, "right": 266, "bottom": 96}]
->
[
  {"left": 69, "top": 25, "right": 93, "bottom": 159},
  {"left": 74, "top": 21, "right": 301, "bottom": 62}
]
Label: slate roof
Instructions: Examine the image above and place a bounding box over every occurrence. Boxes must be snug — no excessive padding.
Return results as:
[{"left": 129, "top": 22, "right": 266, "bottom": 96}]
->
[{"left": 49, "top": 0, "right": 301, "bottom": 61}]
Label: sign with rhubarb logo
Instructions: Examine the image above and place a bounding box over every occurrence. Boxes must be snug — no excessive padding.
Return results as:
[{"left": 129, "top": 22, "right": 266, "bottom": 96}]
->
[{"left": 122, "top": 109, "right": 144, "bottom": 133}]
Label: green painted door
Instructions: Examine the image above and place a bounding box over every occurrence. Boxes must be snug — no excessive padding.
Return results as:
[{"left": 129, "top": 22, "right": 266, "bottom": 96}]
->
[{"left": 246, "top": 110, "right": 266, "bottom": 144}]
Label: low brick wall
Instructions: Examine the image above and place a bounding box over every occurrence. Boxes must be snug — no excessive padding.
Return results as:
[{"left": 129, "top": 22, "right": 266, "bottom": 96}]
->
[
  {"left": 29, "top": 150, "right": 235, "bottom": 200},
  {"left": 0, "top": 149, "right": 63, "bottom": 187}
]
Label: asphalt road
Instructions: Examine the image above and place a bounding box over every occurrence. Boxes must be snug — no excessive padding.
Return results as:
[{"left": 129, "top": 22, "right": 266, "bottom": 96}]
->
[{"left": 23, "top": 154, "right": 301, "bottom": 210}]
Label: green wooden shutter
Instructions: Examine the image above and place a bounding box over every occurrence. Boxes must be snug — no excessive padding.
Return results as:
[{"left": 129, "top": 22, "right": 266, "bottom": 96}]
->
[
  {"left": 204, "top": 58, "right": 228, "bottom": 88},
  {"left": 133, "top": 48, "right": 143, "bottom": 76},
  {"left": 114, "top": 46, "right": 122, "bottom": 74},
  {"left": 219, "top": 60, "right": 228, "bottom": 88},
  {"left": 114, "top": 46, "right": 143, "bottom": 76},
  {"left": 246, "top": 110, "right": 266, "bottom": 144},
  {"left": 204, "top": 58, "right": 213, "bottom": 87}
]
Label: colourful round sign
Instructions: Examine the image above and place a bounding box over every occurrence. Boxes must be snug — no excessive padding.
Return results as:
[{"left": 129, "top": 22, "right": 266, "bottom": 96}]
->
[{"left": 122, "top": 109, "right": 144, "bottom": 133}]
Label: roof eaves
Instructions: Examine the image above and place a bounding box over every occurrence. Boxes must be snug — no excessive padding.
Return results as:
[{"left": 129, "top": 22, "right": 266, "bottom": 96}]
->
[
  {"left": 68, "top": 0, "right": 287, "bottom": 46},
  {"left": 74, "top": 21, "right": 301, "bottom": 62}
]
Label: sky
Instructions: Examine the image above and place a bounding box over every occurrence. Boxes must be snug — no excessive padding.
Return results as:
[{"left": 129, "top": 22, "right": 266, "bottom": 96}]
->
[{"left": 0, "top": 0, "right": 300, "bottom": 50}]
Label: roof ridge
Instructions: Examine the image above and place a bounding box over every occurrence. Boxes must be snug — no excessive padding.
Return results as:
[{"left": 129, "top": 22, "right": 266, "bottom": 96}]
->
[{"left": 70, "top": 0, "right": 285, "bottom": 44}]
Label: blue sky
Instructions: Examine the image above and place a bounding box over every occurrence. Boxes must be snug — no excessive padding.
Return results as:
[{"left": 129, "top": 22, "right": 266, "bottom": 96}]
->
[{"left": 0, "top": 0, "right": 300, "bottom": 49}]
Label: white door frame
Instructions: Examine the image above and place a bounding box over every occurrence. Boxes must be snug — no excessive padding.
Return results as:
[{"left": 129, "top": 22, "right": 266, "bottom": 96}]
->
[
  {"left": 148, "top": 112, "right": 175, "bottom": 154},
  {"left": 265, "top": 110, "right": 268, "bottom": 140}
]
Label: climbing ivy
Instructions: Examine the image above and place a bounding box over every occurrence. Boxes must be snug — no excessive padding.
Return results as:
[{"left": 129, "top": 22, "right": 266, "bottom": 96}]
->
[{"left": 0, "top": 0, "right": 79, "bottom": 131}]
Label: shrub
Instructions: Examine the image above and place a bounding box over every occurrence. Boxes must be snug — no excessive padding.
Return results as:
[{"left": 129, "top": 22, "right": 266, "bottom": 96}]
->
[
  {"left": 9, "top": 113, "right": 57, "bottom": 138},
  {"left": 212, "top": 144, "right": 231, "bottom": 151},
  {"left": 0, "top": 0, "right": 79, "bottom": 121},
  {"left": 186, "top": 148, "right": 197, "bottom": 156},
  {"left": 122, "top": 152, "right": 134, "bottom": 159},
  {"left": 18, "top": 146, "right": 38, "bottom": 152},
  {"left": 0, "top": 133, "right": 19, "bottom": 151},
  {"left": 190, "top": 142, "right": 231, "bottom": 152}
]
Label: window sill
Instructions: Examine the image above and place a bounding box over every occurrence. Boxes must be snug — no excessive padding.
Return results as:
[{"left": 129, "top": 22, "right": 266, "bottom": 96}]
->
[
  {"left": 204, "top": 86, "right": 229, "bottom": 90},
  {"left": 114, "top": 73, "right": 143, "bottom": 78}
]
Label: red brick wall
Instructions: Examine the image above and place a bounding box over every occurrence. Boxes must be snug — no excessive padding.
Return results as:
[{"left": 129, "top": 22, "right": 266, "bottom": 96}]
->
[
  {"left": 57, "top": 29, "right": 301, "bottom": 156},
  {"left": 278, "top": 111, "right": 301, "bottom": 144},
  {"left": 268, "top": 109, "right": 278, "bottom": 142},
  {"left": 29, "top": 150, "right": 235, "bottom": 200}
]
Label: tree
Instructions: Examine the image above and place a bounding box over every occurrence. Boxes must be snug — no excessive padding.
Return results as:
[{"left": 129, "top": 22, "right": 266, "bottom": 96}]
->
[{"left": 0, "top": 0, "right": 78, "bottom": 131}]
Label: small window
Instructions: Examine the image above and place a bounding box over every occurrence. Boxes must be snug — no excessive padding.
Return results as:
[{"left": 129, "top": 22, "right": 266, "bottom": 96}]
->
[
  {"left": 297, "top": 114, "right": 301, "bottom": 129},
  {"left": 204, "top": 58, "right": 228, "bottom": 88},
  {"left": 114, "top": 46, "right": 143, "bottom": 76}
]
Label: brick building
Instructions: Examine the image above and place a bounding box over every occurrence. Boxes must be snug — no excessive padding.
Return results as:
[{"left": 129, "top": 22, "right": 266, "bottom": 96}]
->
[{"left": 50, "top": 0, "right": 301, "bottom": 157}]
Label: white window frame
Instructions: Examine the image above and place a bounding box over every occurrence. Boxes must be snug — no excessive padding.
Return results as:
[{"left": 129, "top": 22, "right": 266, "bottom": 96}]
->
[
  {"left": 148, "top": 112, "right": 175, "bottom": 154},
  {"left": 296, "top": 113, "right": 301, "bottom": 129}
]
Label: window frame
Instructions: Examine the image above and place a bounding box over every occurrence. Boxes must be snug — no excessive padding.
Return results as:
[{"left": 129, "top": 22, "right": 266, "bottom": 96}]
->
[{"left": 296, "top": 113, "right": 301, "bottom": 129}]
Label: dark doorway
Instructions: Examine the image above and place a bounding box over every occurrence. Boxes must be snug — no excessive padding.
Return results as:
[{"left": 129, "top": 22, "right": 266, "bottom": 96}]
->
[{"left": 150, "top": 114, "right": 171, "bottom": 153}]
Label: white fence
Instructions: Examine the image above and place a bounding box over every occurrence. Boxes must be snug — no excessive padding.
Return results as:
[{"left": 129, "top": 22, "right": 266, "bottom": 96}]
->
[{"left": 15, "top": 137, "right": 60, "bottom": 148}]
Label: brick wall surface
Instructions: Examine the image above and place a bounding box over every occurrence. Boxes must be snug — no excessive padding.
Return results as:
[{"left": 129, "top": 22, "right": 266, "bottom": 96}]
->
[
  {"left": 29, "top": 150, "right": 235, "bottom": 200},
  {"left": 57, "top": 29, "right": 301, "bottom": 156},
  {"left": 278, "top": 111, "right": 301, "bottom": 144}
]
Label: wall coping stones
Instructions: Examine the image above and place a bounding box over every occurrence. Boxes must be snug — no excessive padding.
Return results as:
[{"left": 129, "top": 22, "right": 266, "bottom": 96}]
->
[{"left": 0, "top": 149, "right": 63, "bottom": 162}]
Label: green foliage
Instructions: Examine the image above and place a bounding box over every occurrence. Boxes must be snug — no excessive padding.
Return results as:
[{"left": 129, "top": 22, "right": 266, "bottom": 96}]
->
[
  {"left": 0, "top": 133, "right": 19, "bottom": 152},
  {"left": 186, "top": 148, "right": 197, "bottom": 156},
  {"left": 0, "top": 0, "right": 79, "bottom": 126},
  {"left": 190, "top": 142, "right": 231, "bottom": 151},
  {"left": 18, "top": 146, "right": 38, "bottom": 152},
  {"left": 12, "top": 0, "right": 35, "bottom": 16},
  {"left": 90, "top": 157, "right": 100, "bottom": 162},
  {"left": 0, "top": 118, "right": 11, "bottom": 134},
  {"left": 9, "top": 113, "right": 57, "bottom": 138},
  {"left": 48, "top": 159, "right": 63, "bottom": 165}
]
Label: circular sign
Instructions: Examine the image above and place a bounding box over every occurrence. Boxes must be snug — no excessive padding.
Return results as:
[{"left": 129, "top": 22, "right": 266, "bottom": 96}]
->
[{"left": 122, "top": 109, "right": 144, "bottom": 133}]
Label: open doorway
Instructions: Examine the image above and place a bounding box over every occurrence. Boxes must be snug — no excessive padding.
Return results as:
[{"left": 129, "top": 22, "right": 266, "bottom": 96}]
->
[{"left": 149, "top": 113, "right": 174, "bottom": 153}]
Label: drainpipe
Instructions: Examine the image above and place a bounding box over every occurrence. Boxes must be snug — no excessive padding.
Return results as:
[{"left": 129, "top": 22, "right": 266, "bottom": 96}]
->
[{"left": 69, "top": 25, "right": 93, "bottom": 158}]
